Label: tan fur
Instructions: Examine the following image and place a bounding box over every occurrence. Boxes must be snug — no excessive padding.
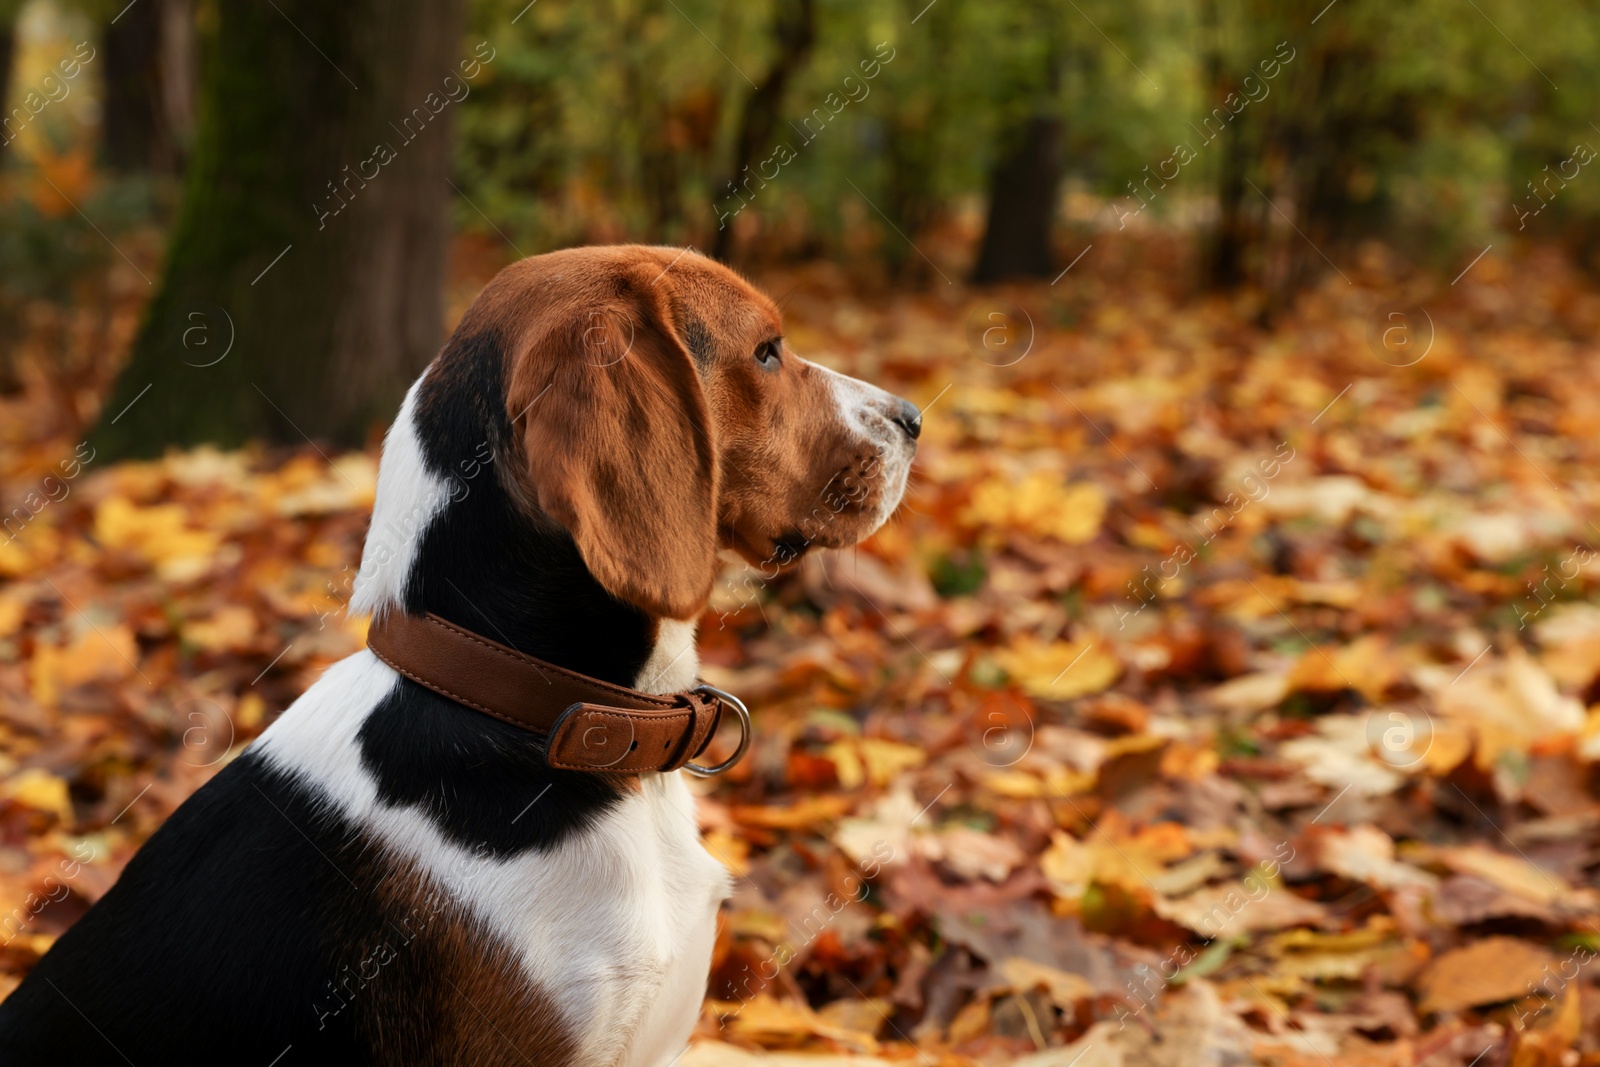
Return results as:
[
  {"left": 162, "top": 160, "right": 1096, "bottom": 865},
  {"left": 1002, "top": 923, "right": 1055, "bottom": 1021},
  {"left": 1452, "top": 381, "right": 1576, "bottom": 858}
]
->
[
  {"left": 471, "top": 245, "right": 888, "bottom": 619},
  {"left": 352, "top": 860, "right": 580, "bottom": 1067}
]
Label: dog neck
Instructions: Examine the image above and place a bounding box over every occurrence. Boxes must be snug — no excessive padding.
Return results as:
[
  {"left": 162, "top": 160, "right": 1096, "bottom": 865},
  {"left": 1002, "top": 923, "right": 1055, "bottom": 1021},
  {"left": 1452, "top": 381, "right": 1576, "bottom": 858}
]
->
[{"left": 349, "top": 333, "right": 697, "bottom": 693}]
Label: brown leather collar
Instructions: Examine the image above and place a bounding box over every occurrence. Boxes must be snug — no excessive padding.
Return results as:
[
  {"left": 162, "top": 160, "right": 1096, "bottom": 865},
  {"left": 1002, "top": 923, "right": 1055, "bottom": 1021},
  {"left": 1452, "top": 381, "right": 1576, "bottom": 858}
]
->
[{"left": 367, "top": 611, "right": 745, "bottom": 775}]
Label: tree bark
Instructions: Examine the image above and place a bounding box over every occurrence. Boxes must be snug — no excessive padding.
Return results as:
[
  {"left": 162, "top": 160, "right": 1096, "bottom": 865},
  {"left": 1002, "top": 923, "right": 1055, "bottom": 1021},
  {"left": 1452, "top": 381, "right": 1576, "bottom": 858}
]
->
[
  {"left": 971, "top": 112, "right": 1064, "bottom": 283},
  {"left": 0, "top": 13, "right": 14, "bottom": 166},
  {"left": 710, "top": 0, "right": 814, "bottom": 262},
  {"left": 96, "top": 0, "right": 465, "bottom": 457},
  {"left": 102, "top": 0, "right": 168, "bottom": 172},
  {"left": 1208, "top": 116, "right": 1250, "bottom": 289},
  {"left": 1200, "top": 0, "right": 1249, "bottom": 289}
]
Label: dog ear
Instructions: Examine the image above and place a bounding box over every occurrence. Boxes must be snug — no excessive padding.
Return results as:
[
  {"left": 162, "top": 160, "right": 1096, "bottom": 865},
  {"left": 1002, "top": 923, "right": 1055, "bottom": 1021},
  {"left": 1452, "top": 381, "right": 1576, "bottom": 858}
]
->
[{"left": 506, "top": 298, "right": 718, "bottom": 620}]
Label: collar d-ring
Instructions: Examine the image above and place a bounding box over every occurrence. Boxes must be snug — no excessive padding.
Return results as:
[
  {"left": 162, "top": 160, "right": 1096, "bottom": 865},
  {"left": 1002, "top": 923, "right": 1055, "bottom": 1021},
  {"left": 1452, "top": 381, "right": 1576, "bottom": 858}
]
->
[{"left": 685, "top": 684, "right": 751, "bottom": 777}]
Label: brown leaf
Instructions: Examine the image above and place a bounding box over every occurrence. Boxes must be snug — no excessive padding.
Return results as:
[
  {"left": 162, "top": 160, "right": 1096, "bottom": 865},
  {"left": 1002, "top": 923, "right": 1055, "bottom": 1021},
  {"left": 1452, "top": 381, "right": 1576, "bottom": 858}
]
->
[{"left": 1414, "top": 938, "right": 1556, "bottom": 1015}]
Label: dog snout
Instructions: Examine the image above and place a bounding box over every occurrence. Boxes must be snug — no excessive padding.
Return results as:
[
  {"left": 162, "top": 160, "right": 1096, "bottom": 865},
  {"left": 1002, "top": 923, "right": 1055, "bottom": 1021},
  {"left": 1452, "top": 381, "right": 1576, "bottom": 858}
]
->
[{"left": 891, "top": 397, "right": 922, "bottom": 441}]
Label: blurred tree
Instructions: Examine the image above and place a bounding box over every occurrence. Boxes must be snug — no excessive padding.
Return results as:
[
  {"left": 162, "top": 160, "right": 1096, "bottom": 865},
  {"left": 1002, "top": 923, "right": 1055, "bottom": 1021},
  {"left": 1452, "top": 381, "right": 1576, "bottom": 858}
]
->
[
  {"left": 437, "top": 0, "right": 1600, "bottom": 289},
  {"left": 878, "top": 1, "right": 958, "bottom": 281},
  {"left": 97, "top": 0, "right": 465, "bottom": 455},
  {"left": 971, "top": 0, "right": 1066, "bottom": 282},
  {"left": 1200, "top": 0, "right": 1249, "bottom": 288},
  {"left": 1195, "top": 0, "right": 1576, "bottom": 300},
  {"left": 970, "top": 102, "right": 1062, "bottom": 282},
  {"left": 711, "top": 0, "right": 814, "bottom": 261},
  {"left": 100, "top": 0, "right": 194, "bottom": 174},
  {"left": 0, "top": 0, "right": 21, "bottom": 166}
]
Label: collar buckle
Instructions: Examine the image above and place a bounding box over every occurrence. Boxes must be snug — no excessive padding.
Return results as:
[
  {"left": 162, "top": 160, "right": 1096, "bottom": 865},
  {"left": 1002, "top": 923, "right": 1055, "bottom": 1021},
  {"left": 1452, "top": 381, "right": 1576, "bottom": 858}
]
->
[{"left": 684, "top": 684, "right": 751, "bottom": 777}]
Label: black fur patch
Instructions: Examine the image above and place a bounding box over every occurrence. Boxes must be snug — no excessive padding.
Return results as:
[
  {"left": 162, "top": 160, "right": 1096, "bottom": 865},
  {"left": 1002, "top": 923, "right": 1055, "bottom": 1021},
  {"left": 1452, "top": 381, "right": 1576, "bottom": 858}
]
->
[
  {"left": 682, "top": 317, "right": 715, "bottom": 371},
  {"left": 356, "top": 682, "right": 624, "bottom": 858},
  {"left": 0, "top": 753, "right": 379, "bottom": 1060},
  {"left": 361, "top": 325, "right": 655, "bottom": 858}
]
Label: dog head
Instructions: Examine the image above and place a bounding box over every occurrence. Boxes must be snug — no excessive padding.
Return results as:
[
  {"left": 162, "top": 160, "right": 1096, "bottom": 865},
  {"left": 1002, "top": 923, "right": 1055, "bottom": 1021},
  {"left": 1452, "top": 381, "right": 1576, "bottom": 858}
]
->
[{"left": 465, "top": 245, "right": 919, "bottom": 621}]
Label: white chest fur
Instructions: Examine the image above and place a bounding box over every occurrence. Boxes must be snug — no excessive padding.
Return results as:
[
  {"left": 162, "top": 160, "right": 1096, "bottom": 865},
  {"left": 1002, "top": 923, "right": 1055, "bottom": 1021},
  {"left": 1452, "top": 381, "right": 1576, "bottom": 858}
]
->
[{"left": 256, "top": 651, "right": 731, "bottom": 1067}]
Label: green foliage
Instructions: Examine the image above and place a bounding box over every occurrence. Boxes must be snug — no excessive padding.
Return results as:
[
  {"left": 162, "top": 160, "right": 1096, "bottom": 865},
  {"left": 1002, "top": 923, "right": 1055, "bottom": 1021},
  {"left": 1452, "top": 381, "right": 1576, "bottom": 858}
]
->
[
  {"left": 442, "top": 0, "right": 1600, "bottom": 276},
  {"left": 0, "top": 180, "right": 143, "bottom": 306},
  {"left": 931, "top": 548, "right": 986, "bottom": 598}
]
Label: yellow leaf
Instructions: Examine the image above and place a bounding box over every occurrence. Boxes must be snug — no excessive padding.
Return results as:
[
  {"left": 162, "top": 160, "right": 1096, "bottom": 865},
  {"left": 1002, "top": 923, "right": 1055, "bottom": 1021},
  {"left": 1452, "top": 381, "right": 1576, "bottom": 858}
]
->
[
  {"left": 984, "top": 770, "right": 1046, "bottom": 798},
  {"left": 30, "top": 624, "right": 139, "bottom": 707},
  {"left": 0, "top": 536, "right": 38, "bottom": 579},
  {"left": 731, "top": 794, "right": 855, "bottom": 830},
  {"left": 702, "top": 829, "right": 750, "bottom": 877},
  {"left": 94, "top": 497, "right": 222, "bottom": 580},
  {"left": 823, "top": 740, "right": 865, "bottom": 790},
  {"left": 185, "top": 605, "right": 258, "bottom": 653},
  {"left": 995, "top": 636, "right": 1120, "bottom": 699},
  {"left": 274, "top": 453, "right": 377, "bottom": 516},
  {"left": 1041, "top": 830, "right": 1094, "bottom": 901},
  {"left": 856, "top": 738, "right": 925, "bottom": 787},
  {"left": 2, "top": 768, "right": 73, "bottom": 824},
  {"left": 1288, "top": 635, "right": 1406, "bottom": 702},
  {"left": 947, "top": 995, "right": 992, "bottom": 1045},
  {"left": 963, "top": 471, "right": 1107, "bottom": 544},
  {"left": 1429, "top": 843, "right": 1575, "bottom": 907},
  {"left": 1511, "top": 985, "right": 1581, "bottom": 1067},
  {"left": 1271, "top": 918, "right": 1401, "bottom": 981},
  {"left": 237, "top": 692, "right": 267, "bottom": 732},
  {"left": 711, "top": 995, "right": 879, "bottom": 1052},
  {"left": 999, "top": 957, "right": 1094, "bottom": 1010},
  {"left": 30, "top": 148, "right": 94, "bottom": 217},
  {"left": 1156, "top": 878, "right": 1325, "bottom": 938},
  {"left": 815, "top": 998, "right": 889, "bottom": 1039},
  {"left": 0, "top": 591, "right": 25, "bottom": 637}
]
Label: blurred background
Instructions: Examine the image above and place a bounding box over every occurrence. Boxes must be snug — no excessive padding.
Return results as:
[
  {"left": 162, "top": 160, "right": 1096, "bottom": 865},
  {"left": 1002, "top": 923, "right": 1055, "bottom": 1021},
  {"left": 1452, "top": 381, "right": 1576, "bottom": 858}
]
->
[{"left": 5, "top": 0, "right": 1600, "bottom": 1063}]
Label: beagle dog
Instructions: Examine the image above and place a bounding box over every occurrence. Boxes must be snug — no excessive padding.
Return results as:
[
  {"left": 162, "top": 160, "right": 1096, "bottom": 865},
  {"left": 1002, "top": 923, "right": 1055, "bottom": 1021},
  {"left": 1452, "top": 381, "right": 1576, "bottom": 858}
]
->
[{"left": 0, "top": 246, "right": 919, "bottom": 1065}]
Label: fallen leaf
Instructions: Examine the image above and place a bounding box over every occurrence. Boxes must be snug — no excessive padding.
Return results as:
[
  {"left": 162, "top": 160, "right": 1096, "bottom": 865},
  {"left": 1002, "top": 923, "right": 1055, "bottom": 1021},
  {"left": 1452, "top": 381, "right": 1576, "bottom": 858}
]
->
[
  {"left": 996, "top": 636, "right": 1121, "bottom": 700},
  {"left": 1415, "top": 937, "right": 1556, "bottom": 1014}
]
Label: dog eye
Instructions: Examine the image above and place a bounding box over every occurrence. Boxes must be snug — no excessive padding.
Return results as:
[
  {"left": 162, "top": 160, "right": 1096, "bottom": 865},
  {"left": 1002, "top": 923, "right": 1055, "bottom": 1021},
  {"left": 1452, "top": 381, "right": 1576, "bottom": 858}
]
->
[{"left": 754, "top": 340, "right": 781, "bottom": 368}]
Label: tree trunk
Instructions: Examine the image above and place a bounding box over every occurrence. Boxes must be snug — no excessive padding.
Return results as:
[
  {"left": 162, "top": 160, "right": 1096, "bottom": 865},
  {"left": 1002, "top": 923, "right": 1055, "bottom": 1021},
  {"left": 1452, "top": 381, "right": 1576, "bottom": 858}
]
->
[
  {"left": 102, "top": 0, "right": 169, "bottom": 172},
  {"left": 0, "top": 14, "right": 14, "bottom": 167},
  {"left": 971, "top": 112, "right": 1064, "bottom": 283},
  {"left": 1208, "top": 118, "right": 1250, "bottom": 289},
  {"left": 96, "top": 0, "right": 465, "bottom": 457},
  {"left": 1199, "top": 0, "right": 1248, "bottom": 289},
  {"left": 710, "top": 0, "right": 814, "bottom": 262}
]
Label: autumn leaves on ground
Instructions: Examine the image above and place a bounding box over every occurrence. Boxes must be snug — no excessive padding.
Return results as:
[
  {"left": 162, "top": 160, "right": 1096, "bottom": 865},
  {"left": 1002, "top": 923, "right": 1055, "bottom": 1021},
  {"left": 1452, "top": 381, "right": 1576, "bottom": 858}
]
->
[{"left": 4, "top": 234, "right": 1600, "bottom": 1066}]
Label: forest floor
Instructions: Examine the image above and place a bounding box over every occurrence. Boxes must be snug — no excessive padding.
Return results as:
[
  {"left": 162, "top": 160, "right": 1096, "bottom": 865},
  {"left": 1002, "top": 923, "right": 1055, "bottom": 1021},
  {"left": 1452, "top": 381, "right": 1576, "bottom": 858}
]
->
[{"left": 4, "top": 232, "right": 1600, "bottom": 1066}]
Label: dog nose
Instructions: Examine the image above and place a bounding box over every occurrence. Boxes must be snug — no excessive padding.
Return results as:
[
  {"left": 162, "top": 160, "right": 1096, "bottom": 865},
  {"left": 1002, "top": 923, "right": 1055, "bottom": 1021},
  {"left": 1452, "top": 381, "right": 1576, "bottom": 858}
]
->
[{"left": 892, "top": 398, "right": 922, "bottom": 441}]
